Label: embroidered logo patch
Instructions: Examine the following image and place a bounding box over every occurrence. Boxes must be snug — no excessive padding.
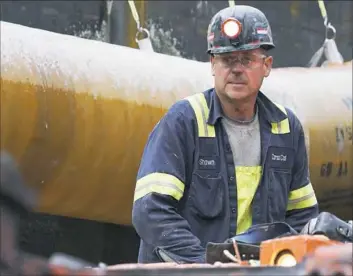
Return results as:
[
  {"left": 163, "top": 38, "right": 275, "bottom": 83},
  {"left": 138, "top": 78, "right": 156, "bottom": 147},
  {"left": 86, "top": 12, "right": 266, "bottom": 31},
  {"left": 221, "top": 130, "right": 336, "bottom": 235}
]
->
[
  {"left": 198, "top": 156, "right": 220, "bottom": 171},
  {"left": 267, "top": 147, "right": 294, "bottom": 169}
]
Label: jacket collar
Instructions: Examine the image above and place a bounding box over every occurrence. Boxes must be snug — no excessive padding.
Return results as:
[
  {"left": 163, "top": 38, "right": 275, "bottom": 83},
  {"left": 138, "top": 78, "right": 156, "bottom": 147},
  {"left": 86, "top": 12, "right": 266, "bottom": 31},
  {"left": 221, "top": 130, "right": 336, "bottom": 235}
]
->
[{"left": 207, "top": 88, "right": 288, "bottom": 125}]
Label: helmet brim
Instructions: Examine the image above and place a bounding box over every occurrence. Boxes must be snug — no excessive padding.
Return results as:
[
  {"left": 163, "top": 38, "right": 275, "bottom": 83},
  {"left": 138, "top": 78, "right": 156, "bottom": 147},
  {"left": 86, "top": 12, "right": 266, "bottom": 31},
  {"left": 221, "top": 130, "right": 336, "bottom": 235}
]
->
[{"left": 207, "top": 43, "right": 275, "bottom": 55}]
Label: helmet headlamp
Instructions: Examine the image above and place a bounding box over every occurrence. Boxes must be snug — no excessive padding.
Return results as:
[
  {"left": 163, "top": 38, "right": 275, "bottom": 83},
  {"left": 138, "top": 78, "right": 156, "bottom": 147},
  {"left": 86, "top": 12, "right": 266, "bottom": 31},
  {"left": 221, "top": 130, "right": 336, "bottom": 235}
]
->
[{"left": 221, "top": 18, "right": 242, "bottom": 39}]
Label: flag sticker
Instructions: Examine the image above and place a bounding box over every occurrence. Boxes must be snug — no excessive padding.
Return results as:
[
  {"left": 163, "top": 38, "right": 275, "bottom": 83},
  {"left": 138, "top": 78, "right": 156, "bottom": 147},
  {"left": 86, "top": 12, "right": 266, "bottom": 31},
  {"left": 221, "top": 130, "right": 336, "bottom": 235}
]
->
[{"left": 256, "top": 28, "right": 268, "bottom": 35}]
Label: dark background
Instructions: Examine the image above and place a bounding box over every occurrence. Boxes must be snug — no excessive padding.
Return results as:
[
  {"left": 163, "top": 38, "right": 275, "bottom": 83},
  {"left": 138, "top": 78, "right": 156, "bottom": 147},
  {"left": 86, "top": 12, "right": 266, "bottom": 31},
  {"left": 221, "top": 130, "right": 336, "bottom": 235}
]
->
[{"left": 1, "top": 0, "right": 352, "bottom": 265}]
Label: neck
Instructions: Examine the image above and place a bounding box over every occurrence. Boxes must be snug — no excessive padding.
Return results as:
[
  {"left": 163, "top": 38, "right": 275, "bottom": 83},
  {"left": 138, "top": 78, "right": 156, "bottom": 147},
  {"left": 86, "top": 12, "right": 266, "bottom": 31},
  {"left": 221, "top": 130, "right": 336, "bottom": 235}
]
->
[{"left": 220, "top": 96, "right": 257, "bottom": 122}]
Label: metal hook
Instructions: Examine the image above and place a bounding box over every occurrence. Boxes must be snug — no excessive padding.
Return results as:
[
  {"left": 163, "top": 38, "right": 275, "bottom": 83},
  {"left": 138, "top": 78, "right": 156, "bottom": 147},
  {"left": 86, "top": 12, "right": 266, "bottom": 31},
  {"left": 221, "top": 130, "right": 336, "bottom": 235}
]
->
[
  {"left": 323, "top": 16, "right": 328, "bottom": 28},
  {"left": 325, "top": 22, "right": 336, "bottom": 40},
  {"left": 135, "top": 27, "right": 150, "bottom": 43},
  {"left": 135, "top": 27, "right": 154, "bottom": 52},
  {"left": 136, "top": 22, "right": 141, "bottom": 33}
]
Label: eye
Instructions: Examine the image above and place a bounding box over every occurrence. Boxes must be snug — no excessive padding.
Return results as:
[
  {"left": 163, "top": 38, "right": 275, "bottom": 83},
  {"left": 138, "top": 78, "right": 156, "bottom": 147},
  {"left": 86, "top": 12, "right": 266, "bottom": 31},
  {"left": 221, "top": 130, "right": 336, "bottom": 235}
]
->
[
  {"left": 221, "top": 57, "right": 233, "bottom": 66},
  {"left": 242, "top": 56, "right": 253, "bottom": 65}
]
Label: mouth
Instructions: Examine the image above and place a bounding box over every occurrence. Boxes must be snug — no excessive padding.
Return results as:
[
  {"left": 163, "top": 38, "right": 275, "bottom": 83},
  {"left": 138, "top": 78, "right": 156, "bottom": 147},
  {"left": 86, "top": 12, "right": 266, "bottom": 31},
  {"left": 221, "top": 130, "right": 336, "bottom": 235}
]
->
[{"left": 229, "top": 82, "right": 247, "bottom": 85}]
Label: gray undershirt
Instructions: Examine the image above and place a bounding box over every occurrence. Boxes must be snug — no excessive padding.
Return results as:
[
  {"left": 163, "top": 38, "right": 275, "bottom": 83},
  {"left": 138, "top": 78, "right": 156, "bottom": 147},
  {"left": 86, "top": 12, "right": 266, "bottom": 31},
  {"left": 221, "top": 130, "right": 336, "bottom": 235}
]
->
[{"left": 221, "top": 109, "right": 261, "bottom": 167}]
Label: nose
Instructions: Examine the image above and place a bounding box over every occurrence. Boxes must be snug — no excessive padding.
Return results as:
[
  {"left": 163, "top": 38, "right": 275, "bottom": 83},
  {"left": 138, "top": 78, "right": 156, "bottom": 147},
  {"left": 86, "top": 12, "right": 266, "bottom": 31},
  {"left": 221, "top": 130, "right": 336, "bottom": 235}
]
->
[{"left": 230, "top": 61, "right": 245, "bottom": 73}]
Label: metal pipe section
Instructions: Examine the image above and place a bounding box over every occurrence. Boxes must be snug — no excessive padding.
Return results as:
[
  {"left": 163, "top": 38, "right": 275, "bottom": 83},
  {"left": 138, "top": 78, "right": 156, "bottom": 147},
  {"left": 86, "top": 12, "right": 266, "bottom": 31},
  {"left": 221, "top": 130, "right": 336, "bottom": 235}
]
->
[{"left": 1, "top": 21, "right": 352, "bottom": 225}]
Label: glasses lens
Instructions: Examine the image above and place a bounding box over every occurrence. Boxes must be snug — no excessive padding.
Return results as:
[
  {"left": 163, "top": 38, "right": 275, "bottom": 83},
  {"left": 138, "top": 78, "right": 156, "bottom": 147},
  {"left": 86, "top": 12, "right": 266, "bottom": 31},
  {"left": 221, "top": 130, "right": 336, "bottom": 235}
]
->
[{"left": 217, "top": 54, "right": 266, "bottom": 68}]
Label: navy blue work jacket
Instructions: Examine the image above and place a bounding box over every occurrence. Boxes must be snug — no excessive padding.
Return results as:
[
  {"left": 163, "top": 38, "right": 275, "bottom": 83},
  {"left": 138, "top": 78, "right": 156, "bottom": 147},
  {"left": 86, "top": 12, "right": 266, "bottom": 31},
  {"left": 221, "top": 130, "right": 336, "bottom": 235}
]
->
[{"left": 132, "top": 88, "right": 319, "bottom": 264}]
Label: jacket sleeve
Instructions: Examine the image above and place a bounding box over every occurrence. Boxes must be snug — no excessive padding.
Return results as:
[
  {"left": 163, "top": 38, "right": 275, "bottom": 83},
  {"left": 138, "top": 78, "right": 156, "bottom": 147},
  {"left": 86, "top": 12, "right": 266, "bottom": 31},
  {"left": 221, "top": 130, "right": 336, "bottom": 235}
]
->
[
  {"left": 132, "top": 101, "right": 206, "bottom": 264},
  {"left": 285, "top": 118, "right": 319, "bottom": 232}
]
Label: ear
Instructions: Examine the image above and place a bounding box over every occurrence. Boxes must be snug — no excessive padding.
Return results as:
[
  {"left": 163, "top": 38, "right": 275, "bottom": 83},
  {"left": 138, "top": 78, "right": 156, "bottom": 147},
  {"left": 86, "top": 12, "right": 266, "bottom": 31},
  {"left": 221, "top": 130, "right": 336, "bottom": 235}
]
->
[
  {"left": 210, "top": 55, "right": 215, "bottom": 76},
  {"left": 264, "top": 56, "right": 273, "bottom": 77}
]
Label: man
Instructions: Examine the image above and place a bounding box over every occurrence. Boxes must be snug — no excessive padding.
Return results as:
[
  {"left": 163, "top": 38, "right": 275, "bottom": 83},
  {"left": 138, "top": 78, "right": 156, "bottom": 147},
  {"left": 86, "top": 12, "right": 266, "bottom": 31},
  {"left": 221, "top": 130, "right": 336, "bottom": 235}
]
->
[{"left": 132, "top": 5, "right": 319, "bottom": 264}]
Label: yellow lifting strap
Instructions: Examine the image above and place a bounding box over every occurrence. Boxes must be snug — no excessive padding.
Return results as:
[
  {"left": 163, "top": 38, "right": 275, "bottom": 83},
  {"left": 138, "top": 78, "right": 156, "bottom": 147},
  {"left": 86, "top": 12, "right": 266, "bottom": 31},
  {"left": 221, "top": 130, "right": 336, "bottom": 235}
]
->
[
  {"left": 127, "top": 0, "right": 154, "bottom": 52},
  {"left": 228, "top": 0, "right": 235, "bottom": 7},
  {"left": 317, "top": 0, "right": 328, "bottom": 24},
  {"left": 105, "top": 0, "right": 114, "bottom": 43},
  {"left": 308, "top": 0, "right": 343, "bottom": 67},
  {"left": 186, "top": 93, "right": 216, "bottom": 138}
]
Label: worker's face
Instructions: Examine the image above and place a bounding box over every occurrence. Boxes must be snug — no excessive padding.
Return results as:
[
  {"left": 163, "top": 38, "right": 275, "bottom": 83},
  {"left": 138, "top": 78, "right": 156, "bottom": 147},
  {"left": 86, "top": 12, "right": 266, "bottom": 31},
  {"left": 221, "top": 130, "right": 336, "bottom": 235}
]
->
[{"left": 211, "top": 48, "right": 273, "bottom": 102}]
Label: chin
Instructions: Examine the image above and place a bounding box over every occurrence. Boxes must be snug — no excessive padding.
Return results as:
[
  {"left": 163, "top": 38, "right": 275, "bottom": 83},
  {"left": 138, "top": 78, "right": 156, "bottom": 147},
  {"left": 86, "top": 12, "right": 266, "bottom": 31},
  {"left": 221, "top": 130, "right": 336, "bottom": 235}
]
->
[{"left": 225, "top": 86, "right": 251, "bottom": 101}]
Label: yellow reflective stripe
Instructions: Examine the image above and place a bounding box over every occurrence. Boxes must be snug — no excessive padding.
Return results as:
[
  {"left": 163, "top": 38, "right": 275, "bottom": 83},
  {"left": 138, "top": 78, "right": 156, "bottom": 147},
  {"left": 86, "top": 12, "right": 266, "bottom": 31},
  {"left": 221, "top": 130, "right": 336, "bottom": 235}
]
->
[
  {"left": 271, "top": 119, "right": 290, "bottom": 134},
  {"left": 235, "top": 166, "right": 262, "bottom": 234},
  {"left": 186, "top": 93, "right": 215, "bottom": 137},
  {"left": 198, "top": 94, "right": 216, "bottom": 137},
  {"left": 272, "top": 103, "right": 290, "bottom": 134},
  {"left": 286, "top": 182, "right": 318, "bottom": 211},
  {"left": 134, "top": 173, "right": 185, "bottom": 202}
]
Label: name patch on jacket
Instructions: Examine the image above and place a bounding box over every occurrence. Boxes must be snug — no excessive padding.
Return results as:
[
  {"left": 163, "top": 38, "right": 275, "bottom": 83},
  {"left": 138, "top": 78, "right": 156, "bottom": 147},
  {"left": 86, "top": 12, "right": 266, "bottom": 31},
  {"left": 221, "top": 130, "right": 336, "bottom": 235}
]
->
[
  {"left": 198, "top": 156, "right": 220, "bottom": 171},
  {"left": 267, "top": 147, "right": 294, "bottom": 169}
]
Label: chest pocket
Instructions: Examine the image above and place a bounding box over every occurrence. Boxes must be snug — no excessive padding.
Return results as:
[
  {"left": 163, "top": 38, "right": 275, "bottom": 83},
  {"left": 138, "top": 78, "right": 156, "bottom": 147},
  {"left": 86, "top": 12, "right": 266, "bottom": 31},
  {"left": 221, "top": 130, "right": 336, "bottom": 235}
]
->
[
  {"left": 267, "top": 146, "right": 295, "bottom": 220},
  {"left": 186, "top": 93, "right": 224, "bottom": 219},
  {"left": 267, "top": 146, "right": 295, "bottom": 172}
]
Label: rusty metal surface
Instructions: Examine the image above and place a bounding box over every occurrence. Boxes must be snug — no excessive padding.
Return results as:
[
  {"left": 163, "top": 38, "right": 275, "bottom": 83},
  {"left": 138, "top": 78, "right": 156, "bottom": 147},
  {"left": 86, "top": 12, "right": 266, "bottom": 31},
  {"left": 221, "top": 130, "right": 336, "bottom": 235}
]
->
[
  {"left": 1, "top": 21, "right": 352, "bottom": 226},
  {"left": 105, "top": 264, "right": 304, "bottom": 276},
  {"left": 92, "top": 243, "right": 353, "bottom": 275}
]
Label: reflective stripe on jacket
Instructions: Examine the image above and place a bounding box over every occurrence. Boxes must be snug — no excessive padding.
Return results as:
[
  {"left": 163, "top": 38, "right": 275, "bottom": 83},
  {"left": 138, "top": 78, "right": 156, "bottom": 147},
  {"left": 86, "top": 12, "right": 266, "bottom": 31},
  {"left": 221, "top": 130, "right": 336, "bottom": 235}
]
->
[{"left": 132, "top": 88, "right": 319, "bottom": 264}]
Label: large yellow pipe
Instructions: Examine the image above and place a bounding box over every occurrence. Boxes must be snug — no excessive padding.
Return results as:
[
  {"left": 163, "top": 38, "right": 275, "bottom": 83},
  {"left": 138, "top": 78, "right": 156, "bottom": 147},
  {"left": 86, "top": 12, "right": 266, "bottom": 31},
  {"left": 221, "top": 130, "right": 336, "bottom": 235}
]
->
[{"left": 1, "top": 21, "right": 352, "bottom": 225}]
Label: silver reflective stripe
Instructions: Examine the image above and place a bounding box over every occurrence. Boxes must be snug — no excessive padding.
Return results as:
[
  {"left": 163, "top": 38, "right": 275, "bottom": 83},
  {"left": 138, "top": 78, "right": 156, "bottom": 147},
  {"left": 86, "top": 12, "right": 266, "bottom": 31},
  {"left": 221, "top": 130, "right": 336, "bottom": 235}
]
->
[{"left": 288, "top": 191, "right": 315, "bottom": 205}]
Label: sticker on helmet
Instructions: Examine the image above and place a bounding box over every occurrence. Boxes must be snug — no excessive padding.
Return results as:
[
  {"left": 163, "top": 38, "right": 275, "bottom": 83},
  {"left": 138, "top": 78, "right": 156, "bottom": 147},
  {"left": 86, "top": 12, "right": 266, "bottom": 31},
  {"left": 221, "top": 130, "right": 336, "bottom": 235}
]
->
[
  {"left": 256, "top": 27, "right": 268, "bottom": 35},
  {"left": 221, "top": 18, "right": 242, "bottom": 39},
  {"left": 208, "top": 32, "right": 214, "bottom": 42}
]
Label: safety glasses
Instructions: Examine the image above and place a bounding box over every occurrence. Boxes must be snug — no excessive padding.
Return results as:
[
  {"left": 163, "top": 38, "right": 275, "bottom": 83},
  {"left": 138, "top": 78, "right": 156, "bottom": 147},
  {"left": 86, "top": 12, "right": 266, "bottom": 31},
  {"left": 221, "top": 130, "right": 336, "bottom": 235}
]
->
[{"left": 214, "top": 53, "right": 268, "bottom": 69}]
